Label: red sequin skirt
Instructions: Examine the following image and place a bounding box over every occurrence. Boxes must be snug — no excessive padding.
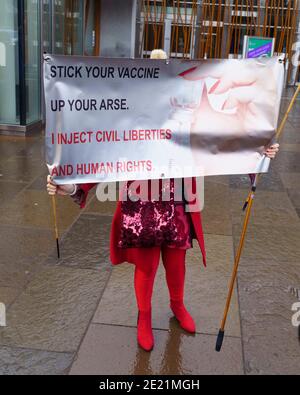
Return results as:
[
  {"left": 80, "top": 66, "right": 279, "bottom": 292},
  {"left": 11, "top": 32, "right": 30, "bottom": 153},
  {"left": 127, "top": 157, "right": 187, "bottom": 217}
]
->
[{"left": 118, "top": 180, "right": 193, "bottom": 250}]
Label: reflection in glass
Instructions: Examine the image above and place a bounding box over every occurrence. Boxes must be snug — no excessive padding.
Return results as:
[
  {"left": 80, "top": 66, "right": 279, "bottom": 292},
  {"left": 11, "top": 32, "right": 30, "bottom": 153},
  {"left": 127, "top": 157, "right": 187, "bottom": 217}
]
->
[
  {"left": 42, "top": 0, "right": 52, "bottom": 54},
  {"left": 0, "top": 0, "right": 19, "bottom": 125},
  {"left": 53, "top": 0, "right": 84, "bottom": 55},
  {"left": 25, "top": 0, "right": 41, "bottom": 124},
  {"left": 84, "top": 0, "right": 101, "bottom": 56}
]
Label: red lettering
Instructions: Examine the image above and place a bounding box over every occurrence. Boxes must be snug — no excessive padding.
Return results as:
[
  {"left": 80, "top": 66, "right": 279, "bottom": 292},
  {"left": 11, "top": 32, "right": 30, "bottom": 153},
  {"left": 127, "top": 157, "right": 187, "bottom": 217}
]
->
[{"left": 166, "top": 129, "right": 172, "bottom": 139}]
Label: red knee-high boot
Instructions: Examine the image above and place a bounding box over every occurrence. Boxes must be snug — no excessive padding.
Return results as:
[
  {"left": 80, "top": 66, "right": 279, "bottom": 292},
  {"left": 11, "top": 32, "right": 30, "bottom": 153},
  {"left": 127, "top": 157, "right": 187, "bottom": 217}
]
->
[
  {"left": 162, "top": 248, "right": 196, "bottom": 334},
  {"left": 134, "top": 257, "right": 160, "bottom": 351}
]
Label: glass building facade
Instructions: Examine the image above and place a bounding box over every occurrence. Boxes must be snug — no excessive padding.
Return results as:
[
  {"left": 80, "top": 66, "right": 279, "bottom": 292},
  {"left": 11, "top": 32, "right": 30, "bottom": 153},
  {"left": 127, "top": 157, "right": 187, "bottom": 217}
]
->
[
  {"left": 0, "top": 0, "right": 40, "bottom": 133},
  {"left": 0, "top": 0, "right": 137, "bottom": 134},
  {"left": 0, "top": 0, "right": 299, "bottom": 135},
  {"left": 0, "top": 0, "right": 20, "bottom": 127},
  {"left": 0, "top": 0, "right": 41, "bottom": 132},
  {"left": 0, "top": 0, "right": 104, "bottom": 135}
]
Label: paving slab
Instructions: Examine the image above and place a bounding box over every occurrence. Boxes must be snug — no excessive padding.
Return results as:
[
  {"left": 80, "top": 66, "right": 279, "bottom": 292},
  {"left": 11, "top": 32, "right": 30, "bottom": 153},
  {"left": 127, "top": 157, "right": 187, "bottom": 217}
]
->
[
  {"left": 272, "top": 152, "right": 300, "bottom": 173},
  {"left": 0, "top": 136, "right": 33, "bottom": 159},
  {"left": 0, "top": 190, "right": 81, "bottom": 231},
  {"left": 232, "top": 223, "right": 300, "bottom": 263},
  {"left": 280, "top": 143, "right": 300, "bottom": 153},
  {"left": 280, "top": 121, "right": 300, "bottom": 145},
  {"left": 69, "top": 324, "right": 244, "bottom": 375},
  {"left": 279, "top": 172, "right": 300, "bottom": 190},
  {"left": 201, "top": 182, "right": 232, "bottom": 235},
  {"left": 237, "top": 259, "right": 300, "bottom": 375},
  {"left": 45, "top": 214, "right": 112, "bottom": 271},
  {"left": 0, "top": 346, "right": 73, "bottom": 375},
  {"left": 0, "top": 225, "right": 54, "bottom": 288},
  {"left": 0, "top": 288, "right": 20, "bottom": 309},
  {"left": 229, "top": 169, "right": 285, "bottom": 192},
  {"left": 230, "top": 189, "right": 300, "bottom": 227},
  {"left": 0, "top": 181, "right": 27, "bottom": 207},
  {"left": 0, "top": 155, "right": 45, "bottom": 183},
  {"left": 287, "top": 189, "right": 300, "bottom": 209},
  {"left": 84, "top": 196, "right": 117, "bottom": 216},
  {"left": 0, "top": 266, "right": 109, "bottom": 353}
]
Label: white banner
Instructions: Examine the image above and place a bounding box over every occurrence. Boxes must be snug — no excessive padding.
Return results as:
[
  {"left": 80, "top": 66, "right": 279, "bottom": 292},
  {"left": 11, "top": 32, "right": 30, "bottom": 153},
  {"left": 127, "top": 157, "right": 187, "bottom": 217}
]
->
[{"left": 44, "top": 54, "right": 284, "bottom": 184}]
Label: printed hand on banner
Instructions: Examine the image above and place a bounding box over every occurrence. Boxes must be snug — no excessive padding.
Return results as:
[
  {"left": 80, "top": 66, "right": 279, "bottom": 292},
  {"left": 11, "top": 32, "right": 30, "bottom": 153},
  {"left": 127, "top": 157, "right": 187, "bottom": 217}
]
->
[{"left": 177, "top": 61, "right": 278, "bottom": 138}]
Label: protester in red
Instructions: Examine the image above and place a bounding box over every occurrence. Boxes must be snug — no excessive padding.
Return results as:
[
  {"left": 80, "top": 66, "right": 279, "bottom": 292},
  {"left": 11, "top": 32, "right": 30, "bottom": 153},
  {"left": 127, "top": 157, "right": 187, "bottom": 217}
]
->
[{"left": 47, "top": 50, "right": 279, "bottom": 352}]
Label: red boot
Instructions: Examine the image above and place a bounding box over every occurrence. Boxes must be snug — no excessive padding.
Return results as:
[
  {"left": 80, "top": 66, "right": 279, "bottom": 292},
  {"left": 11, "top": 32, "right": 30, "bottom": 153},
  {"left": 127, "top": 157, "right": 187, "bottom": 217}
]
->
[
  {"left": 170, "top": 300, "right": 196, "bottom": 334},
  {"left": 137, "top": 310, "right": 154, "bottom": 351}
]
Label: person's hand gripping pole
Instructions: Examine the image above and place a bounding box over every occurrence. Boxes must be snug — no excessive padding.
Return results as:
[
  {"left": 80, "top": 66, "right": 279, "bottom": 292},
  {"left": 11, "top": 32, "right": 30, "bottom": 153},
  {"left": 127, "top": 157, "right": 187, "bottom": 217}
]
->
[{"left": 47, "top": 175, "right": 77, "bottom": 259}]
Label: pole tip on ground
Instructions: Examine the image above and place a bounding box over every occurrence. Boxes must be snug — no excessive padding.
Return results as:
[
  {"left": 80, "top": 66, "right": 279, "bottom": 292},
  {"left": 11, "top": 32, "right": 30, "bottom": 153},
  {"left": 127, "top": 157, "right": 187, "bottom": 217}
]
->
[
  {"left": 216, "top": 329, "right": 225, "bottom": 352},
  {"left": 56, "top": 239, "right": 60, "bottom": 260}
]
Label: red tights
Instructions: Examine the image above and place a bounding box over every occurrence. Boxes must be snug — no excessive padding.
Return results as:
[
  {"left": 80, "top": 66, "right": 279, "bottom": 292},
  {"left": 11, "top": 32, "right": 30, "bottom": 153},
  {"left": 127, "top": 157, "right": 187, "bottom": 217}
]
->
[
  {"left": 134, "top": 247, "right": 186, "bottom": 312},
  {"left": 134, "top": 246, "right": 195, "bottom": 351}
]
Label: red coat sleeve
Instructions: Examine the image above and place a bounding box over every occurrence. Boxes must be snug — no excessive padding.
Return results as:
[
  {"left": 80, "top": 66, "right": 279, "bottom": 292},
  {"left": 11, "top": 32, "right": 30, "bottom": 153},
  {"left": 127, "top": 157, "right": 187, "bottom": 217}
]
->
[{"left": 72, "top": 183, "right": 97, "bottom": 209}]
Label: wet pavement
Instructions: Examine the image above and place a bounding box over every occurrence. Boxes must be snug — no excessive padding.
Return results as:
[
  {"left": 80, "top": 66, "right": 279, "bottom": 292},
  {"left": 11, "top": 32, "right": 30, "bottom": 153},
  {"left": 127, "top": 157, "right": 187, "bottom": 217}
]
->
[{"left": 0, "top": 87, "right": 299, "bottom": 375}]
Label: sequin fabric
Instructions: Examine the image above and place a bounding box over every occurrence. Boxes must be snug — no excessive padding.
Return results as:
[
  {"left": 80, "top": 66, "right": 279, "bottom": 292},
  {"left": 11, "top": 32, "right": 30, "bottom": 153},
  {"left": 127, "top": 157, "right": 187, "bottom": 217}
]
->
[{"left": 118, "top": 179, "right": 192, "bottom": 249}]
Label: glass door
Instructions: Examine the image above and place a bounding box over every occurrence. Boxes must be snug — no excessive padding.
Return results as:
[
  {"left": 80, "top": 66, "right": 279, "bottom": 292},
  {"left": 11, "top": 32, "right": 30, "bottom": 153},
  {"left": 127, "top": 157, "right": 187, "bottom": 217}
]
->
[
  {"left": 53, "top": 0, "right": 84, "bottom": 55},
  {"left": 0, "top": 0, "right": 19, "bottom": 125},
  {"left": 41, "top": 0, "right": 101, "bottom": 56},
  {"left": 25, "top": 0, "right": 41, "bottom": 124}
]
